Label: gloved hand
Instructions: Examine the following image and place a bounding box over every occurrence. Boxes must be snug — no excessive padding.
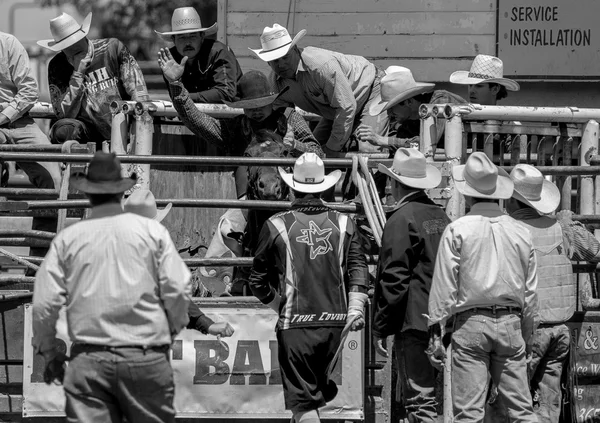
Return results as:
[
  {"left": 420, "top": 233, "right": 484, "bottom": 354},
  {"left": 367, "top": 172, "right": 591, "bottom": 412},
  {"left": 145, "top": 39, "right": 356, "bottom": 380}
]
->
[
  {"left": 208, "top": 322, "right": 235, "bottom": 337},
  {"left": 42, "top": 350, "right": 68, "bottom": 385},
  {"left": 347, "top": 292, "right": 368, "bottom": 331},
  {"left": 425, "top": 330, "right": 446, "bottom": 371},
  {"left": 374, "top": 336, "right": 388, "bottom": 358},
  {"left": 267, "top": 291, "right": 281, "bottom": 313}
]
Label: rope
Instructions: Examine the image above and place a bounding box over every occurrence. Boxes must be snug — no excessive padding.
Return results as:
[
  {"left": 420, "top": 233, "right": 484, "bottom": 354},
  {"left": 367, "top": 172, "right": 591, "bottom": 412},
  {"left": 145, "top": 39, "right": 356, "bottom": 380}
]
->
[
  {"left": 0, "top": 247, "right": 39, "bottom": 272},
  {"left": 352, "top": 156, "right": 382, "bottom": 247}
]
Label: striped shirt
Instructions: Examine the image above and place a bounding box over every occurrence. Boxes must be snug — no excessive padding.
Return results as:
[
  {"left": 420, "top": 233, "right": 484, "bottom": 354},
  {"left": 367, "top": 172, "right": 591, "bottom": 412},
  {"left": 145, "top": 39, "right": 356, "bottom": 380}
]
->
[
  {"left": 271, "top": 46, "right": 378, "bottom": 151},
  {"left": 32, "top": 203, "right": 191, "bottom": 353},
  {"left": 0, "top": 32, "right": 38, "bottom": 122}
]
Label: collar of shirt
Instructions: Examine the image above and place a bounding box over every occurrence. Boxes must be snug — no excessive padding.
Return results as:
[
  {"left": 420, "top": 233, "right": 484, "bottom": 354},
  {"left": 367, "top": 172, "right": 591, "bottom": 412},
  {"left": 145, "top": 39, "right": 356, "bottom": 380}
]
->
[
  {"left": 467, "top": 202, "right": 505, "bottom": 218},
  {"left": 90, "top": 202, "right": 124, "bottom": 219},
  {"left": 389, "top": 190, "right": 429, "bottom": 212},
  {"left": 510, "top": 207, "right": 541, "bottom": 220}
]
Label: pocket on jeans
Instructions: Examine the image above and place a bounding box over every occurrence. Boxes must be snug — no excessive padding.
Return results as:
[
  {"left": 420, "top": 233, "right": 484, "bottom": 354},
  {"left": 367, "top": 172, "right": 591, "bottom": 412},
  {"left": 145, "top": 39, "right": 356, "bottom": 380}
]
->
[
  {"left": 127, "top": 353, "right": 174, "bottom": 398},
  {"left": 505, "top": 317, "right": 525, "bottom": 350},
  {"left": 63, "top": 355, "right": 100, "bottom": 396},
  {"left": 452, "top": 315, "right": 485, "bottom": 348}
]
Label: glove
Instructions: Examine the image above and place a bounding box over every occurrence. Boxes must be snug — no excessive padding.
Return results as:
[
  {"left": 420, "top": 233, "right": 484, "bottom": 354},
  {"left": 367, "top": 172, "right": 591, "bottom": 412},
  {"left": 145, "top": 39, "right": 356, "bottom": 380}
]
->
[
  {"left": 374, "top": 336, "right": 388, "bottom": 358},
  {"left": 425, "top": 328, "right": 446, "bottom": 371},
  {"left": 42, "top": 350, "right": 68, "bottom": 385},
  {"left": 347, "top": 292, "right": 368, "bottom": 331},
  {"left": 267, "top": 291, "right": 281, "bottom": 313}
]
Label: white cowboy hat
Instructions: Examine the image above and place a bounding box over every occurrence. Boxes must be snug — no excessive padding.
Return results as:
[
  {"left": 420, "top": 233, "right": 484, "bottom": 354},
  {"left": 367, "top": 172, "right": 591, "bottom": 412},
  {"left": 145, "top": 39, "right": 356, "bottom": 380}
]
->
[
  {"left": 449, "top": 55, "right": 520, "bottom": 91},
  {"left": 124, "top": 189, "right": 172, "bottom": 222},
  {"left": 37, "top": 12, "right": 92, "bottom": 52},
  {"left": 249, "top": 24, "right": 306, "bottom": 62},
  {"left": 378, "top": 148, "right": 441, "bottom": 190},
  {"left": 510, "top": 164, "right": 560, "bottom": 214},
  {"left": 369, "top": 67, "right": 435, "bottom": 116},
  {"left": 155, "top": 7, "right": 217, "bottom": 41},
  {"left": 278, "top": 153, "right": 342, "bottom": 194},
  {"left": 453, "top": 152, "right": 514, "bottom": 200}
]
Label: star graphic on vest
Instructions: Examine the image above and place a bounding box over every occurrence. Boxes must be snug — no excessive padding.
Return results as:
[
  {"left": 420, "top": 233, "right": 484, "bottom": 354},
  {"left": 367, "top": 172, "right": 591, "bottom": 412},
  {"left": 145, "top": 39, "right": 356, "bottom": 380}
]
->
[{"left": 296, "top": 221, "right": 333, "bottom": 259}]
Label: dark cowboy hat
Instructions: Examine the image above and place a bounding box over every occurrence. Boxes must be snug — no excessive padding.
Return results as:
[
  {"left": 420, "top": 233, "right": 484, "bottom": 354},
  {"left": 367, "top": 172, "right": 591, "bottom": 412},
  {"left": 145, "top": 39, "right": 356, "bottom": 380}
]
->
[
  {"left": 71, "top": 152, "right": 136, "bottom": 194},
  {"left": 223, "top": 70, "right": 289, "bottom": 109}
]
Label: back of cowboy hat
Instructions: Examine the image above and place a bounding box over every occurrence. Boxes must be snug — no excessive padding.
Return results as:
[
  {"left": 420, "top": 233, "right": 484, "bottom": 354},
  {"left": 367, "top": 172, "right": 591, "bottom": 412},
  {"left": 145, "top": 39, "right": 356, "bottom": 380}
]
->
[
  {"left": 278, "top": 153, "right": 341, "bottom": 194},
  {"left": 452, "top": 152, "right": 513, "bottom": 200},
  {"left": 510, "top": 164, "right": 560, "bottom": 214},
  {"left": 71, "top": 152, "right": 136, "bottom": 194}
]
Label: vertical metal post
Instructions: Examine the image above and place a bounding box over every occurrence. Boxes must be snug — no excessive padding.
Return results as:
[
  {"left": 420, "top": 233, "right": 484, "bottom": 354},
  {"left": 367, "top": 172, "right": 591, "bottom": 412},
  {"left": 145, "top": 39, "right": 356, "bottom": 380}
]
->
[
  {"left": 444, "top": 344, "right": 453, "bottom": 423},
  {"left": 444, "top": 112, "right": 465, "bottom": 221},
  {"left": 132, "top": 101, "right": 155, "bottom": 191},
  {"left": 419, "top": 104, "right": 437, "bottom": 162},
  {"left": 580, "top": 120, "right": 598, "bottom": 217},
  {"left": 110, "top": 103, "right": 130, "bottom": 176}
]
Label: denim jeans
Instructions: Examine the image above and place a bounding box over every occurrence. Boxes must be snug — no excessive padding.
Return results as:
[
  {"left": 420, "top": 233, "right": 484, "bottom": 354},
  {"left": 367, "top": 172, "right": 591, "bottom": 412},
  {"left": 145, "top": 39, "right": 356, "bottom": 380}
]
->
[
  {"left": 396, "top": 329, "right": 438, "bottom": 423},
  {"left": 64, "top": 344, "right": 175, "bottom": 423},
  {"left": 451, "top": 309, "right": 536, "bottom": 423}
]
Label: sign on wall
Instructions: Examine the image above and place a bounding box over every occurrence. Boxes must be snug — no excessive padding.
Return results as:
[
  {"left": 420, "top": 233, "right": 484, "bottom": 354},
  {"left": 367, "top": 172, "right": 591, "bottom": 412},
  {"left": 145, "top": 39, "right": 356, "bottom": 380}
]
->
[
  {"left": 22, "top": 305, "right": 363, "bottom": 419},
  {"left": 497, "top": 0, "right": 600, "bottom": 79}
]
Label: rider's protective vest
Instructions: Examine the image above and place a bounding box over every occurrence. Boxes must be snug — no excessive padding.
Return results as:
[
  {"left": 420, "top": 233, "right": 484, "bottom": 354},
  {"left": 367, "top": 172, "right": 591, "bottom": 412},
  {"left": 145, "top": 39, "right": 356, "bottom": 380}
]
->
[{"left": 516, "top": 216, "right": 576, "bottom": 324}]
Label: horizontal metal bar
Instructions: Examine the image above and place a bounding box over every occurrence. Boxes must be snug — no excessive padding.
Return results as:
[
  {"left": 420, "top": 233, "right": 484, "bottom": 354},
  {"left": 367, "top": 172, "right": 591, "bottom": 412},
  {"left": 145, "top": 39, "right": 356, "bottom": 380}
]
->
[
  {"left": 0, "top": 188, "right": 58, "bottom": 197},
  {"left": 445, "top": 104, "right": 600, "bottom": 123},
  {"left": 0, "top": 292, "right": 33, "bottom": 303},
  {"left": 0, "top": 230, "right": 56, "bottom": 240},
  {"left": 464, "top": 123, "right": 582, "bottom": 138},
  {"left": 500, "top": 166, "right": 600, "bottom": 176},
  {"left": 0, "top": 238, "right": 51, "bottom": 247},
  {"left": 0, "top": 276, "right": 35, "bottom": 284},
  {"left": 0, "top": 144, "right": 65, "bottom": 153}
]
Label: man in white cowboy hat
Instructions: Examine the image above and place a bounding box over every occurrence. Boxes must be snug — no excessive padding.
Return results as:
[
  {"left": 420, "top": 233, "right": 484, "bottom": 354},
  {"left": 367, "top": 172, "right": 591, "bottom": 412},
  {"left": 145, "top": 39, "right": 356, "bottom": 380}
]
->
[
  {"left": 427, "top": 152, "right": 539, "bottom": 422},
  {"left": 156, "top": 6, "right": 242, "bottom": 103},
  {"left": 450, "top": 54, "right": 520, "bottom": 106},
  {"left": 38, "top": 12, "right": 149, "bottom": 149},
  {"left": 371, "top": 148, "right": 449, "bottom": 423},
  {"left": 124, "top": 189, "right": 235, "bottom": 335},
  {"left": 249, "top": 152, "right": 369, "bottom": 423},
  {"left": 358, "top": 66, "right": 466, "bottom": 154},
  {"left": 32, "top": 152, "right": 191, "bottom": 422},
  {"left": 0, "top": 30, "right": 63, "bottom": 260},
  {"left": 250, "top": 24, "right": 390, "bottom": 156},
  {"left": 491, "top": 164, "right": 600, "bottom": 423}
]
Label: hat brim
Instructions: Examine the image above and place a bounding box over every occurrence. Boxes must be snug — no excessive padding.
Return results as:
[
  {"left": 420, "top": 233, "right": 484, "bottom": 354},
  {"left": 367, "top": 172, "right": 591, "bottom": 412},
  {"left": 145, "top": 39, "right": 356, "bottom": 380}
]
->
[
  {"left": 449, "top": 71, "right": 520, "bottom": 91},
  {"left": 71, "top": 174, "right": 136, "bottom": 194},
  {"left": 377, "top": 162, "right": 442, "bottom": 190},
  {"left": 368, "top": 83, "right": 435, "bottom": 116},
  {"left": 452, "top": 165, "right": 514, "bottom": 199},
  {"left": 155, "top": 203, "right": 173, "bottom": 222},
  {"left": 222, "top": 86, "right": 290, "bottom": 109},
  {"left": 249, "top": 29, "right": 306, "bottom": 62},
  {"left": 512, "top": 180, "right": 560, "bottom": 214},
  {"left": 278, "top": 168, "right": 342, "bottom": 194},
  {"left": 37, "top": 12, "right": 92, "bottom": 52},
  {"left": 155, "top": 22, "right": 218, "bottom": 41}
]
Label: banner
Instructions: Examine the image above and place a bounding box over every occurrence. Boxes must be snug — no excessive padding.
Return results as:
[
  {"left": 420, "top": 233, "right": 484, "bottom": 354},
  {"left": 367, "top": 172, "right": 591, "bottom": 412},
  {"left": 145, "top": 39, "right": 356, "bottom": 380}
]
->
[{"left": 22, "top": 304, "right": 363, "bottom": 419}]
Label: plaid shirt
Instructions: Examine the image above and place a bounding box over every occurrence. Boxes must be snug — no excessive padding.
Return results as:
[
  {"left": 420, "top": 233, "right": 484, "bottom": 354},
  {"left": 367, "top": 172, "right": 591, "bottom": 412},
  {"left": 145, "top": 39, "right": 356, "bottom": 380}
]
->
[{"left": 170, "top": 81, "right": 323, "bottom": 157}]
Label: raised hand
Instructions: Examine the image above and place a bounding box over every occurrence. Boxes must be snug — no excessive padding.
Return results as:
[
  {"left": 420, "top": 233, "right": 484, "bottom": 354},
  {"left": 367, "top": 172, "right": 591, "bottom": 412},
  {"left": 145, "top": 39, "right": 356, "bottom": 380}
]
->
[{"left": 157, "top": 48, "right": 188, "bottom": 83}]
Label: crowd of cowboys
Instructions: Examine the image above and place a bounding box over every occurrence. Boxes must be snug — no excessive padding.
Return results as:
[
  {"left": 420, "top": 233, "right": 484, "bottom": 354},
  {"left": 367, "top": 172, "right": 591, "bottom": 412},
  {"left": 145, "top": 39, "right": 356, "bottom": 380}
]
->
[{"left": 0, "top": 4, "right": 595, "bottom": 423}]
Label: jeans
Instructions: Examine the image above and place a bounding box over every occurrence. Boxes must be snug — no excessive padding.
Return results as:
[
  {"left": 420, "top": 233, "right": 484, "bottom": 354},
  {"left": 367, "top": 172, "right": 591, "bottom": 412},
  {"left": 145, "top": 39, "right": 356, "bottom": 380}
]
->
[
  {"left": 64, "top": 344, "right": 175, "bottom": 423},
  {"left": 451, "top": 309, "right": 536, "bottom": 423},
  {"left": 396, "top": 329, "right": 438, "bottom": 423},
  {"left": 0, "top": 117, "right": 61, "bottom": 257}
]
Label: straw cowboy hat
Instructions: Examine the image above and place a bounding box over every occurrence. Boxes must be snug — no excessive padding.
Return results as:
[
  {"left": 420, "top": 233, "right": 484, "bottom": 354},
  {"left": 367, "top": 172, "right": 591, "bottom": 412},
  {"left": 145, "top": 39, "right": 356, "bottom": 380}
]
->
[
  {"left": 155, "top": 7, "right": 217, "bottom": 41},
  {"left": 378, "top": 148, "right": 441, "bottom": 190},
  {"left": 71, "top": 152, "right": 136, "bottom": 194},
  {"left": 37, "top": 12, "right": 92, "bottom": 52},
  {"left": 124, "top": 189, "right": 173, "bottom": 222},
  {"left": 510, "top": 164, "right": 560, "bottom": 214},
  {"left": 449, "top": 55, "right": 520, "bottom": 91},
  {"left": 250, "top": 23, "right": 306, "bottom": 62},
  {"left": 369, "top": 67, "right": 435, "bottom": 116},
  {"left": 453, "top": 152, "right": 513, "bottom": 199},
  {"left": 278, "top": 153, "right": 342, "bottom": 194},
  {"left": 222, "top": 70, "right": 289, "bottom": 109}
]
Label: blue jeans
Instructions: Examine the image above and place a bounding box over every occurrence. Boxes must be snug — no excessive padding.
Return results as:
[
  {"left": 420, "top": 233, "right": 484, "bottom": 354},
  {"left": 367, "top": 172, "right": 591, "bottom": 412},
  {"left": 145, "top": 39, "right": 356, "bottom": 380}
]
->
[
  {"left": 396, "top": 329, "right": 438, "bottom": 423},
  {"left": 64, "top": 344, "right": 175, "bottom": 423},
  {"left": 451, "top": 309, "right": 536, "bottom": 423}
]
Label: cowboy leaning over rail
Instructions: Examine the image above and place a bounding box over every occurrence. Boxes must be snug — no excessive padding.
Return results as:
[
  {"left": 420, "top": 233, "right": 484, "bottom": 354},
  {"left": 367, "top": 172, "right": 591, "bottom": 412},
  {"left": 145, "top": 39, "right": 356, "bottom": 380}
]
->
[
  {"left": 427, "top": 152, "right": 539, "bottom": 422},
  {"left": 38, "top": 12, "right": 149, "bottom": 149},
  {"left": 248, "top": 153, "right": 369, "bottom": 423},
  {"left": 32, "top": 152, "right": 191, "bottom": 422},
  {"left": 371, "top": 148, "right": 449, "bottom": 423}
]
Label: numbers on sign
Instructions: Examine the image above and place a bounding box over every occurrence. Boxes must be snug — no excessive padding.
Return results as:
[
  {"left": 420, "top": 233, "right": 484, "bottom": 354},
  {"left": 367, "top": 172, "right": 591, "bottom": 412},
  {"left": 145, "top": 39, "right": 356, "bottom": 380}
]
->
[{"left": 579, "top": 407, "right": 600, "bottom": 422}]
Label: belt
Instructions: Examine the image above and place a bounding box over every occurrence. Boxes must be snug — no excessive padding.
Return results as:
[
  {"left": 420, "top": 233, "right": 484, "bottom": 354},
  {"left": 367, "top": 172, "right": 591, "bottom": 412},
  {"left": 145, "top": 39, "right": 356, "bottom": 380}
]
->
[
  {"left": 72, "top": 343, "right": 170, "bottom": 352},
  {"left": 465, "top": 305, "right": 522, "bottom": 316}
]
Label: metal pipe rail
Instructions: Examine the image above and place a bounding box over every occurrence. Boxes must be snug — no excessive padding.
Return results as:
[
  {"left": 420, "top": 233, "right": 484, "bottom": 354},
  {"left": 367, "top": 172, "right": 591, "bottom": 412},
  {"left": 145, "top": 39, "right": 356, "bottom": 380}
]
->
[
  {"left": 444, "top": 104, "right": 600, "bottom": 123},
  {"left": 0, "top": 229, "right": 55, "bottom": 239}
]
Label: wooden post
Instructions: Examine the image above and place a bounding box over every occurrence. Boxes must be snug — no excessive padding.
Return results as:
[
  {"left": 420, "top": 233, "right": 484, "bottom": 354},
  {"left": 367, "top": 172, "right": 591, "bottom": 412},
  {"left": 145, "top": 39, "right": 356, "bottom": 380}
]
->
[
  {"left": 443, "top": 114, "right": 464, "bottom": 221},
  {"left": 132, "top": 101, "right": 155, "bottom": 191},
  {"left": 444, "top": 344, "right": 453, "bottom": 423}
]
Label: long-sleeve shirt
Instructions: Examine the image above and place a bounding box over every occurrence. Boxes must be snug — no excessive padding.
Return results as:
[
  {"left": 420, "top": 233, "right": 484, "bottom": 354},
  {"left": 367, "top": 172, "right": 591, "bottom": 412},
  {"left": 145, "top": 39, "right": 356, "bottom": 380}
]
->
[
  {"left": 165, "top": 40, "right": 242, "bottom": 104},
  {"left": 170, "top": 81, "right": 323, "bottom": 157},
  {"left": 249, "top": 198, "right": 369, "bottom": 330},
  {"left": 372, "top": 192, "right": 451, "bottom": 337},
  {"left": 32, "top": 203, "right": 191, "bottom": 354},
  {"left": 48, "top": 38, "right": 149, "bottom": 141},
  {"left": 271, "top": 46, "right": 378, "bottom": 151},
  {"left": 428, "top": 202, "right": 539, "bottom": 344},
  {"left": 0, "top": 31, "right": 38, "bottom": 122}
]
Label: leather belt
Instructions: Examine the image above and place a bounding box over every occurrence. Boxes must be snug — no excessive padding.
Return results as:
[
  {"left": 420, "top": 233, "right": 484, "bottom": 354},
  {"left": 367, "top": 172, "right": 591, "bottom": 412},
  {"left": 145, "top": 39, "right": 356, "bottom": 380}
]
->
[
  {"left": 467, "top": 305, "right": 522, "bottom": 316},
  {"left": 72, "top": 343, "right": 170, "bottom": 352}
]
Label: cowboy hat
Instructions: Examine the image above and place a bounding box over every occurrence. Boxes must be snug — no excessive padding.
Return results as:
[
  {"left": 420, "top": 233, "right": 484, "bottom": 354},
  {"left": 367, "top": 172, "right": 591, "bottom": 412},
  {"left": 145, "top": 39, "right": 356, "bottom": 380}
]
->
[
  {"left": 378, "top": 148, "right": 441, "bottom": 190},
  {"left": 124, "top": 189, "right": 172, "bottom": 222},
  {"left": 453, "top": 152, "right": 513, "bottom": 200},
  {"left": 71, "top": 152, "right": 136, "bottom": 194},
  {"left": 222, "top": 70, "right": 289, "bottom": 109},
  {"left": 155, "top": 7, "right": 217, "bottom": 41},
  {"left": 510, "top": 164, "right": 560, "bottom": 214},
  {"left": 249, "top": 23, "right": 306, "bottom": 62},
  {"left": 369, "top": 67, "right": 435, "bottom": 116},
  {"left": 449, "top": 55, "right": 520, "bottom": 91},
  {"left": 278, "top": 153, "right": 342, "bottom": 194},
  {"left": 37, "top": 12, "right": 92, "bottom": 52}
]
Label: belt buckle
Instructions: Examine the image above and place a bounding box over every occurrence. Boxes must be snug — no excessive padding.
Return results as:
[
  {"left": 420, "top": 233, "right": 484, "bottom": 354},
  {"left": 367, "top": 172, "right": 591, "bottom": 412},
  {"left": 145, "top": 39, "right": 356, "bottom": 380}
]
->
[{"left": 490, "top": 305, "right": 498, "bottom": 315}]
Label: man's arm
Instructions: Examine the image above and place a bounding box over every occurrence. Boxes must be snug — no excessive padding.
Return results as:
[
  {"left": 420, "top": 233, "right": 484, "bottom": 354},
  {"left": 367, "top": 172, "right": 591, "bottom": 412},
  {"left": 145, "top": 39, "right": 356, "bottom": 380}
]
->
[
  {"left": 32, "top": 240, "right": 67, "bottom": 356},
  {"left": 287, "top": 110, "right": 325, "bottom": 157},
  {"left": 193, "top": 46, "right": 240, "bottom": 103},
  {"left": 248, "top": 221, "right": 279, "bottom": 310},
  {"left": 157, "top": 226, "right": 192, "bottom": 337},
  {"left": 1, "top": 35, "right": 37, "bottom": 124},
  {"left": 557, "top": 211, "right": 600, "bottom": 262},
  {"left": 187, "top": 299, "right": 215, "bottom": 333},
  {"left": 521, "top": 244, "right": 539, "bottom": 345},
  {"left": 116, "top": 41, "right": 149, "bottom": 101}
]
